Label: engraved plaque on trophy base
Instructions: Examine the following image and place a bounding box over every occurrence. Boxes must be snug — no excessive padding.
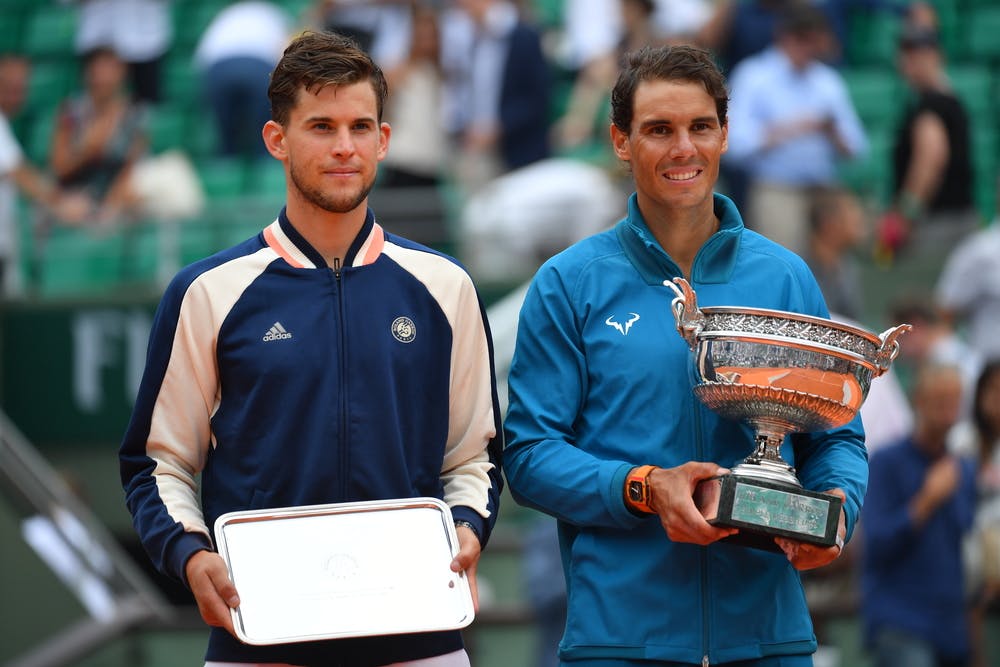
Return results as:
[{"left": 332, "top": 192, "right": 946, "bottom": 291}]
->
[{"left": 694, "top": 475, "right": 842, "bottom": 552}]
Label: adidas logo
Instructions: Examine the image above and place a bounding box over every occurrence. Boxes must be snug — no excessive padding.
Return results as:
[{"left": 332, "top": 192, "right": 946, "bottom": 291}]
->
[{"left": 262, "top": 322, "right": 293, "bottom": 342}]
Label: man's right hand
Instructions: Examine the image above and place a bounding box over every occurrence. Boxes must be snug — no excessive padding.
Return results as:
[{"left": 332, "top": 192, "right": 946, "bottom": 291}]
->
[
  {"left": 647, "top": 462, "right": 739, "bottom": 545},
  {"left": 185, "top": 550, "right": 240, "bottom": 636}
]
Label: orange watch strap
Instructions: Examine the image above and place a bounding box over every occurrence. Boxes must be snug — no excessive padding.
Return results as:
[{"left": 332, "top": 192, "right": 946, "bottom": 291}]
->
[{"left": 625, "top": 464, "right": 658, "bottom": 514}]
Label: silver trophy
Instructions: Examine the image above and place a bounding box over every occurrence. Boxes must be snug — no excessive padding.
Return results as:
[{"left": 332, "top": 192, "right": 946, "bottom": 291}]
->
[{"left": 666, "top": 277, "right": 909, "bottom": 550}]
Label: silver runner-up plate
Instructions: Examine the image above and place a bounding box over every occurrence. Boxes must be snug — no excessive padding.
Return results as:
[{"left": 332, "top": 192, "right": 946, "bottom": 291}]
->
[{"left": 213, "top": 497, "right": 475, "bottom": 645}]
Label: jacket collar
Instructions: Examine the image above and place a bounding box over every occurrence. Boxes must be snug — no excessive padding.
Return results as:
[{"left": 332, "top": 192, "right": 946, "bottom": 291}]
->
[
  {"left": 615, "top": 192, "right": 744, "bottom": 285},
  {"left": 263, "top": 207, "right": 383, "bottom": 269}
]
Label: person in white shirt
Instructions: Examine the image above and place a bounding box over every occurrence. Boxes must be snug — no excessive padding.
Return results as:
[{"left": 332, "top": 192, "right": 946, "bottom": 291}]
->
[
  {"left": 935, "top": 182, "right": 1000, "bottom": 363},
  {"left": 193, "top": 1, "right": 294, "bottom": 160},
  {"left": 65, "top": 0, "right": 173, "bottom": 104}
]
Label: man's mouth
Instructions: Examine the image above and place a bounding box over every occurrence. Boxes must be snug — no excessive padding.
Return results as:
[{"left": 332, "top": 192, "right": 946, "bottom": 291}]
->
[{"left": 665, "top": 169, "right": 701, "bottom": 181}]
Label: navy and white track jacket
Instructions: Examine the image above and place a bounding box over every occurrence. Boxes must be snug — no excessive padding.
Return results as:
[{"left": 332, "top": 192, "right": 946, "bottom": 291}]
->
[{"left": 120, "top": 208, "right": 503, "bottom": 665}]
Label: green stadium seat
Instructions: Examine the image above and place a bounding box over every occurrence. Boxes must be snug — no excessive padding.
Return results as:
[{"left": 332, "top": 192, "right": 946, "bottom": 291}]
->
[
  {"left": 22, "top": 6, "right": 78, "bottom": 60},
  {"left": 35, "top": 227, "right": 128, "bottom": 296},
  {"left": 197, "top": 157, "right": 248, "bottom": 200},
  {"left": 843, "top": 66, "right": 905, "bottom": 132},
  {"left": 839, "top": 125, "right": 894, "bottom": 206},
  {"left": 948, "top": 64, "right": 993, "bottom": 121},
  {"left": 161, "top": 56, "right": 201, "bottom": 111},
  {"left": 962, "top": 7, "right": 1000, "bottom": 63},
  {"left": 146, "top": 104, "right": 189, "bottom": 153},
  {"left": 846, "top": 10, "right": 902, "bottom": 68},
  {"left": 23, "top": 60, "right": 76, "bottom": 117},
  {"left": 0, "top": 8, "right": 26, "bottom": 53},
  {"left": 24, "top": 106, "right": 57, "bottom": 165}
]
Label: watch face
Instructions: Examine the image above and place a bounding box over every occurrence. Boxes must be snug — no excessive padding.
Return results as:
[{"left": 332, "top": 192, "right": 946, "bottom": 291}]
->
[{"left": 627, "top": 480, "right": 644, "bottom": 503}]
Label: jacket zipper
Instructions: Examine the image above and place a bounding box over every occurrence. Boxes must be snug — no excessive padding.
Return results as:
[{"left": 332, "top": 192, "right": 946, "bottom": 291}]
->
[
  {"left": 333, "top": 257, "right": 347, "bottom": 497},
  {"left": 693, "top": 390, "right": 711, "bottom": 666}
]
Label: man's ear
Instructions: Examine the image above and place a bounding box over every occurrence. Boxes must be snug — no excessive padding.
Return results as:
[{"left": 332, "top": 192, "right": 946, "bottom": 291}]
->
[
  {"left": 610, "top": 123, "right": 630, "bottom": 162},
  {"left": 262, "top": 120, "right": 287, "bottom": 160}
]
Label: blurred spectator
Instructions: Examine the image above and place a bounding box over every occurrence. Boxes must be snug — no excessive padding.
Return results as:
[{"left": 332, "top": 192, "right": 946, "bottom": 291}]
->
[
  {"left": 860, "top": 364, "right": 914, "bottom": 456},
  {"left": 459, "top": 157, "right": 624, "bottom": 282},
  {"left": 379, "top": 2, "right": 447, "bottom": 188},
  {"left": 888, "top": 296, "right": 982, "bottom": 417},
  {"left": 63, "top": 0, "right": 173, "bottom": 105},
  {"left": 440, "top": 0, "right": 552, "bottom": 195},
  {"left": 803, "top": 184, "right": 867, "bottom": 322},
  {"left": 861, "top": 361, "right": 977, "bottom": 667},
  {"left": 0, "top": 53, "right": 91, "bottom": 296},
  {"left": 949, "top": 361, "right": 1000, "bottom": 667},
  {"left": 933, "top": 176, "right": 1000, "bottom": 363},
  {"left": 47, "top": 46, "right": 149, "bottom": 228},
  {"left": 698, "top": 0, "right": 907, "bottom": 73},
  {"left": 553, "top": 0, "right": 664, "bottom": 153},
  {"left": 193, "top": 1, "right": 293, "bottom": 160},
  {"left": 522, "top": 515, "right": 566, "bottom": 667},
  {"left": 875, "top": 22, "right": 978, "bottom": 266},
  {"left": 725, "top": 2, "right": 867, "bottom": 255},
  {"left": 308, "top": 0, "right": 412, "bottom": 70},
  {"left": 0, "top": 53, "right": 30, "bottom": 136}
]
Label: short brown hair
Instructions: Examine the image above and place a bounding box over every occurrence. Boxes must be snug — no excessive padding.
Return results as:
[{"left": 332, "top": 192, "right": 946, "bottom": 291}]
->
[
  {"left": 610, "top": 44, "right": 729, "bottom": 134},
  {"left": 268, "top": 31, "right": 388, "bottom": 126}
]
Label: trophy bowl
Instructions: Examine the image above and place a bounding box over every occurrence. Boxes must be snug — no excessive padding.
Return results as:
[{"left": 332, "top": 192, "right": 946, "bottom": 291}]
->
[{"left": 666, "top": 277, "right": 910, "bottom": 549}]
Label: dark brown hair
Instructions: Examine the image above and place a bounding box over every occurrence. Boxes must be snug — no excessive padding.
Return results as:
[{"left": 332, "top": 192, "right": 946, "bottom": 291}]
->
[
  {"left": 268, "top": 31, "right": 388, "bottom": 126},
  {"left": 610, "top": 44, "right": 729, "bottom": 134}
]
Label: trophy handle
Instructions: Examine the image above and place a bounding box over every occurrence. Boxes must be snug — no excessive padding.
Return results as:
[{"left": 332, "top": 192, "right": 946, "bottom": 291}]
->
[
  {"left": 874, "top": 323, "right": 912, "bottom": 376},
  {"left": 664, "top": 277, "right": 705, "bottom": 348}
]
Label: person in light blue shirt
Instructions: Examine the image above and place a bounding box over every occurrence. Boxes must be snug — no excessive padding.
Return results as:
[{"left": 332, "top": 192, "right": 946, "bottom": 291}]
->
[{"left": 724, "top": 3, "right": 867, "bottom": 256}]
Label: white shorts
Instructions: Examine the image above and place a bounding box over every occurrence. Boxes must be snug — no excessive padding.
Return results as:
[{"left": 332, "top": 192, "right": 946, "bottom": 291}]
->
[{"left": 205, "top": 648, "right": 471, "bottom": 667}]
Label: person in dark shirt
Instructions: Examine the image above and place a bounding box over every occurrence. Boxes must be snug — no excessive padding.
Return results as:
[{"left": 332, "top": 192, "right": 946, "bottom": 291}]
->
[
  {"left": 861, "top": 361, "right": 977, "bottom": 667},
  {"left": 876, "top": 22, "right": 978, "bottom": 267}
]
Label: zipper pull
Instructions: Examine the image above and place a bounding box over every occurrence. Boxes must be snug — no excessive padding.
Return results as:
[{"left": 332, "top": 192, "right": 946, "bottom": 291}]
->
[
  {"left": 702, "top": 657, "right": 709, "bottom": 667},
  {"left": 333, "top": 257, "right": 342, "bottom": 280}
]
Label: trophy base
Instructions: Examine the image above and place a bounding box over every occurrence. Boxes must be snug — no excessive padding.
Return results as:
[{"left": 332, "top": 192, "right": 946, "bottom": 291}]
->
[{"left": 694, "top": 474, "right": 842, "bottom": 552}]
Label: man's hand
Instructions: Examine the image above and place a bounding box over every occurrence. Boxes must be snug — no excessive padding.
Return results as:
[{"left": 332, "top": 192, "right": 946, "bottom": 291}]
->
[
  {"left": 185, "top": 550, "right": 240, "bottom": 636},
  {"left": 775, "top": 488, "right": 846, "bottom": 571},
  {"left": 910, "top": 455, "right": 962, "bottom": 526},
  {"left": 647, "top": 462, "right": 739, "bottom": 545},
  {"left": 450, "top": 525, "right": 483, "bottom": 612}
]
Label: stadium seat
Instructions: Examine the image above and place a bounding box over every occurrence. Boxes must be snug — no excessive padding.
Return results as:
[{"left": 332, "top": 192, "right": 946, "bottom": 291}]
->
[
  {"left": 197, "top": 157, "right": 248, "bottom": 201},
  {"left": 21, "top": 6, "right": 78, "bottom": 61},
  {"left": 845, "top": 10, "right": 901, "bottom": 68},
  {"left": 146, "top": 104, "right": 189, "bottom": 154},
  {"left": 962, "top": 7, "right": 1000, "bottom": 64},
  {"left": 948, "top": 64, "right": 994, "bottom": 121},
  {"left": 839, "top": 125, "right": 894, "bottom": 207},
  {"left": 0, "top": 8, "right": 26, "bottom": 53},
  {"left": 843, "top": 66, "right": 906, "bottom": 132}
]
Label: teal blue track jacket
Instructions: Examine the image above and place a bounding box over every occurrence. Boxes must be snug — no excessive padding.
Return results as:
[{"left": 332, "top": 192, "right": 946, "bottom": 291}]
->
[{"left": 503, "top": 193, "right": 867, "bottom": 664}]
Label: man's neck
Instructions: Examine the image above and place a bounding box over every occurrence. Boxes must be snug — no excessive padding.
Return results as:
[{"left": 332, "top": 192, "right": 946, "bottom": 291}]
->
[
  {"left": 286, "top": 202, "right": 368, "bottom": 268},
  {"left": 642, "top": 201, "right": 718, "bottom": 279}
]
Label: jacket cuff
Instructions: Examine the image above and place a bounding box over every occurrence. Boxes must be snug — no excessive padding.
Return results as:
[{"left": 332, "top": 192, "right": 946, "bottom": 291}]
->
[
  {"left": 169, "top": 530, "right": 215, "bottom": 587},
  {"left": 450, "top": 506, "right": 488, "bottom": 547}
]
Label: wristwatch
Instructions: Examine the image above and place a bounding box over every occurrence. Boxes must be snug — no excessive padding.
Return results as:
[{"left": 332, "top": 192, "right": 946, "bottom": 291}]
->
[{"left": 624, "top": 465, "right": 658, "bottom": 515}]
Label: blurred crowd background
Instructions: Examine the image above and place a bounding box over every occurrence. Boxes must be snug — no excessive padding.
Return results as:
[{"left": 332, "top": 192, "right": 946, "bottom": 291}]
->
[{"left": 1, "top": 1, "right": 1000, "bottom": 666}]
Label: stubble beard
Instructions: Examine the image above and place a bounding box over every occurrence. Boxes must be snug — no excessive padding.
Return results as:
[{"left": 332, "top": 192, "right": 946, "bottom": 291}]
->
[{"left": 288, "top": 159, "right": 375, "bottom": 214}]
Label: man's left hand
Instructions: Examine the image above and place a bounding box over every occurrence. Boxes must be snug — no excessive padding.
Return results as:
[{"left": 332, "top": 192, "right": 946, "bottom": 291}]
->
[
  {"left": 775, "top": 488, "right": 847, "bottom": 571},
  {"left": 450, "top": 524, "right": 483, "bottom": 611}
]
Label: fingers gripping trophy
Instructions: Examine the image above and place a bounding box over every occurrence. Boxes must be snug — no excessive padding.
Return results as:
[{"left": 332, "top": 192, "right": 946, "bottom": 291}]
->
[{"left": 665, "top": 277, "right": 910, "bottom": 551}]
